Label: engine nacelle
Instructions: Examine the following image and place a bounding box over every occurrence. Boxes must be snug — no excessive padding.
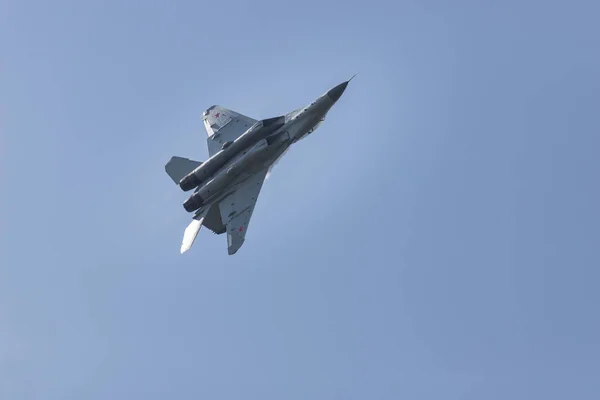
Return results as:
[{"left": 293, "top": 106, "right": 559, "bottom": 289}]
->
[
  {"left": 182, "top": 130, "right": 292, "bottom": 213},
  {"left": 178, "top": 116, "right": 285, "bottom": 192},
  {"left": 183, "top": 192, "right": 205, "bottom": 213},
  {"left": 182, "top": 163, "right": 239, "bottom": 212},
  {"left": 179, "top": 173, "right": 203, "bottom": 192}
]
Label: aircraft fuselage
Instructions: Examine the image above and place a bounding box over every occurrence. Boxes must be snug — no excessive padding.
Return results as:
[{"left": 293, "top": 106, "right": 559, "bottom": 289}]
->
[{"left": 182, "top": 81, "right": 348, "bottom": 214}]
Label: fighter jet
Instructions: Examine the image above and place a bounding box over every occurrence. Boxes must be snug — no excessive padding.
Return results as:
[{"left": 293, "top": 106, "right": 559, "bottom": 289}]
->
[{"left": 165, "top": 78, "right": 353, "bottom": 255}]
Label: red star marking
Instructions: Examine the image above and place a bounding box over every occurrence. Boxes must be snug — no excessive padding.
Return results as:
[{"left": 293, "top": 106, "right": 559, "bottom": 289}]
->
[
  {"left": 238, "top": 226, "right": 244, "bottom": 232},
  {"left": 215, "top": 112, "right": 220, "bottom": 118}
]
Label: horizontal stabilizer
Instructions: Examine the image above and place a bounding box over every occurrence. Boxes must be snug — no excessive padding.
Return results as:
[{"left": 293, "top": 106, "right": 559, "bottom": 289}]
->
[{"left": 165, "top": 156, "right": 202, "bottom": 184}]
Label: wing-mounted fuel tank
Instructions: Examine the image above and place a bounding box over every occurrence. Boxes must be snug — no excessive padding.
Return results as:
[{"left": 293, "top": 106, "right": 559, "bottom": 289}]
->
[{"left": 179, "top": 116, "right": 285, "bottom": 192}]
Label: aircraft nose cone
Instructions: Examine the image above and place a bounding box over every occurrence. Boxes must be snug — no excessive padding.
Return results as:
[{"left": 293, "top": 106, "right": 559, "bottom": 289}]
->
[{"left": 326, "top": 81, "right": 349, "bottom": 102}]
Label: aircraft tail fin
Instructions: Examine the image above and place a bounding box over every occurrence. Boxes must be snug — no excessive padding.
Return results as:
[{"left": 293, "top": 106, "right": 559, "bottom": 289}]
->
[{"left": 165, "top": 156, "right": 202, "bottom": 184}]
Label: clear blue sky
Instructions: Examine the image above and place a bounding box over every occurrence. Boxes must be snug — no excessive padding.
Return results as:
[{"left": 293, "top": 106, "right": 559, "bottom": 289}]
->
[{"left": 2, "top": 0, "right": 599, "bottom": 398}]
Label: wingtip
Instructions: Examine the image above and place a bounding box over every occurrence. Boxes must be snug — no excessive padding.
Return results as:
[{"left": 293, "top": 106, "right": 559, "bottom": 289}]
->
[
  {"left": 228, "top": 246, "right": 239, "bottom": 255},
  {"left": 227, "top": 239, "right": 245, "bottom": 255}
]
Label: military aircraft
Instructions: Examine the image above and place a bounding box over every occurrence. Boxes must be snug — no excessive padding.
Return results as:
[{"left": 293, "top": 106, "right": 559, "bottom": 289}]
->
[{"left": 165, "top": 77, "right": 353, "bottom": 255}]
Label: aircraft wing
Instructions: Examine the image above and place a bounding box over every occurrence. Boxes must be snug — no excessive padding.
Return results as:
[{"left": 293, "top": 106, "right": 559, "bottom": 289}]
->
[
  {"left": 218, "top": 168, "right": 269, "bottom": 255},
  {"left": 203, "top": 105, "right": 257, "bottom": 157}
]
